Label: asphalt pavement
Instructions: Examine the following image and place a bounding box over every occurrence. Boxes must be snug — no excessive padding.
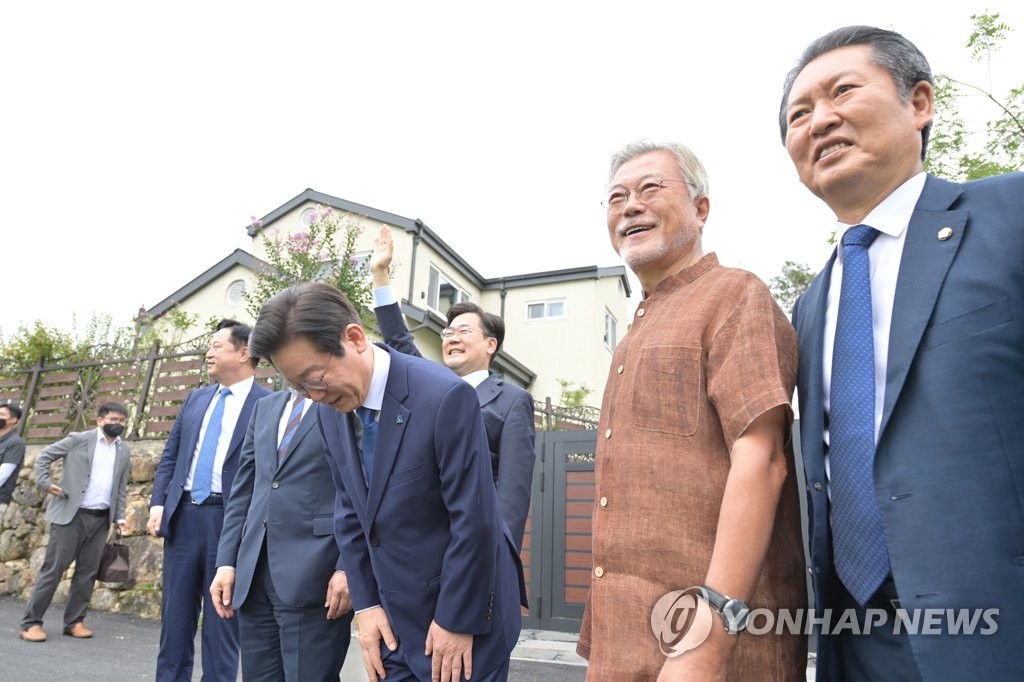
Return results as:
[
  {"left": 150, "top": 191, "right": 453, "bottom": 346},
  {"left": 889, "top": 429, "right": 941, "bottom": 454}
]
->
[{"left": 0, "top": 595, "right": 586, "bottom": 682}]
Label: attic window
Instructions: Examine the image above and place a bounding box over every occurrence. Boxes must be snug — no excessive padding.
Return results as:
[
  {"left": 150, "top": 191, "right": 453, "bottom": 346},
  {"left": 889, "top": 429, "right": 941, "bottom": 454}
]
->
[
  {"left": 226, "top": 279, "right": 247, "bottom": 305},
  {"left": 300, "top": 208, "right": 319, "bottom": 227}
]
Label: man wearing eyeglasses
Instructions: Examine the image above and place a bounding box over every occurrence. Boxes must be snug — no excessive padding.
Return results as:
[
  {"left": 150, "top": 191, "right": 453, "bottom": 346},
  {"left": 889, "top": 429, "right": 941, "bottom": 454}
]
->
[
  {"left": 249, "top": 282, "right": 527, "bottom": 682},
  {"left": 576, "top": 141, "right": 807, "bottom": 679},
  {"left": 368, "top": 225, "right": 535, "bottom": 551},
  {"left": 147, "top": 319, "right": 271, "bottom": 682}
]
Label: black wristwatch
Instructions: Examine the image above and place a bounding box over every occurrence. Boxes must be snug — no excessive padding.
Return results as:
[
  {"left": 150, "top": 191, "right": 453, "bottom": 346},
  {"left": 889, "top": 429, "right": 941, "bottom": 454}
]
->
[{"left": 697, "top": 585, "right": 750, "bottom": 634}]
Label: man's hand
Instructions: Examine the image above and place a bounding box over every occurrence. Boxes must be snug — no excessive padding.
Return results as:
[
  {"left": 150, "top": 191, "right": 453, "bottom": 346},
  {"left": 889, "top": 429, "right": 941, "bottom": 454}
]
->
[
  {"left": 656, "top": 621, "right": 734, "bottom": 682},
  {"left": 356, "top": 606, "right": 397, "bottom": 681},
  {"left": 325, "top": 570, "right": 352, "bottom": 619},
  {"left": 146, "top": 508, "right": 163, "bottom": 537},
  {"left": 369, "top": 225, "right": 395, "bottom": 287},
  {"left": 47, "top": 484, "right": 63, "bottom": 497},
  {"left": 210, "top": 567, "right": 236, "bottom": 619},
  {"left": 425, "top": 620, "right": 473, "bottom": 682}
]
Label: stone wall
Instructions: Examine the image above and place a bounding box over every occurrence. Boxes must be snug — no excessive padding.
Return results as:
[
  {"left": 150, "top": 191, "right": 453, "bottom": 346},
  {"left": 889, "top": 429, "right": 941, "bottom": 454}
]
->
[{"left": 0, "top": 439, "right": 169, "bottom": 620}]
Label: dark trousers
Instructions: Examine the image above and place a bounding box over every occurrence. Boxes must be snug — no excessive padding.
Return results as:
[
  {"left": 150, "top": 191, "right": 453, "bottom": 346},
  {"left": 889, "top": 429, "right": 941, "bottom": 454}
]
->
[
  {"left": 22, "top": 508, "right": 109, "bottom": 630},
  {"left": 238, "top": 545, "right": 353, "bottom": 681},
  {"left": 156, "top": 501, "right": 238, "bottom": 682},
  {"left": 382, "top": 648, "right": 511, "bottom": 682}
]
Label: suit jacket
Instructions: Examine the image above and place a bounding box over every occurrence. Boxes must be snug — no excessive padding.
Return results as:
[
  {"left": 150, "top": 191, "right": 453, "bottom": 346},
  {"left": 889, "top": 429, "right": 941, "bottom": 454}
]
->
[
  {"left": 216, "top": 390, "right": 342, "bottom": 607},
  {"left": 317, "top": 346, "right": 527, "bottom": 680},
  {"left": 35, "top": 429, "right": 131, "bottom": 525},
  {"left": 792, "top": 173, "right": 1024, "bottom": 681},
  {"left": 376, "top": 301, "right": 536, "bottom": 550},
  {"left": 151, "top": 380, "right": 271, "bottom": 538}
]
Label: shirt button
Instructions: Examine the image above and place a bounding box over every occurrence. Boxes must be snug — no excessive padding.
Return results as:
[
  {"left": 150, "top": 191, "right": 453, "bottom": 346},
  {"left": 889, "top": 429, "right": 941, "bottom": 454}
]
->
[
  {"left": 604, "top": 429, "right": 612, "bottom": 439},
  {"left": 617, "top": 365, "right": 624, "bottom": 374},
  {"left": 594, "top": 566, "right": 604, "bottom": 578},
  {"left": 599, "top": 497, "right": 608, "bottom": 507},
  {"left": 813, "top": 482, "right": 823, "bottom": 491},
  {"left": 636, "top": 308, "right": 645, "bottom": 317},
  {"left": 271, "top": 482, "right": 280, "bottom": 489}
]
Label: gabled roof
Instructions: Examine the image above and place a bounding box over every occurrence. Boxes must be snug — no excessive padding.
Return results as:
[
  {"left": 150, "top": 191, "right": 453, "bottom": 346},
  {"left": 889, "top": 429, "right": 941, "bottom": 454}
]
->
[
  {"left": 250, "top": 188, "right": 632, "bottom": 297},
  {"left": 146, "top": 249, "right": 266, "bottom": 318}
]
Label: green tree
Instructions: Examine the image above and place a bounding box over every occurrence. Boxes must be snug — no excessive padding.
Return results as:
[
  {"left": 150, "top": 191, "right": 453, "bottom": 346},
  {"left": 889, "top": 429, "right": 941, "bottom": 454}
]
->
[
  {"left": 926, "top": 13, "right": 1024, "bottom": 180},
  {"left": 768, "top": 261, "right": 817, "bottom": 314},
  {"left": 245, "top": 206, "right": 375, "bottom": 328}
]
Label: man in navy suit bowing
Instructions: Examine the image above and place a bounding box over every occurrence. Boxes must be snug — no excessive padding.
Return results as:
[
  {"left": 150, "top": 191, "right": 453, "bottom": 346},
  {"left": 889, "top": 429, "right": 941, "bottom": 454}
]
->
[
  {"left": 369, "top": 225, "right": 536, "bottom": 551},
  {"left": 148, "top": 319, "right": 272, "bottom": 682},
  {"left": 781, "top": 25, "right": 1024, "bottom": 681},
  {"left": 249, "top": 282, "right": 526, "bottom": 682}
]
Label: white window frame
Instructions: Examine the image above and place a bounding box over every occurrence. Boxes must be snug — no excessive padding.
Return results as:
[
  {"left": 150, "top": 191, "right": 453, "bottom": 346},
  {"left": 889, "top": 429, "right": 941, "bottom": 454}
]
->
[
  {"left": 526, "top": 299, "right": 566, "bottom": 321},
  {"left": 604, "top": 309, "right": 618, "bottom": 351},
  {"left": 427, "top": 265, "right": 470, "bottom": 314}
]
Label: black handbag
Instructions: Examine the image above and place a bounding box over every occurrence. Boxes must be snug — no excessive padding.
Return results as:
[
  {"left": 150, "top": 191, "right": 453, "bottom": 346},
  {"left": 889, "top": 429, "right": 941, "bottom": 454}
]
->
[{"left": 97, "top": 529, "right": 130, "bottom": 582}]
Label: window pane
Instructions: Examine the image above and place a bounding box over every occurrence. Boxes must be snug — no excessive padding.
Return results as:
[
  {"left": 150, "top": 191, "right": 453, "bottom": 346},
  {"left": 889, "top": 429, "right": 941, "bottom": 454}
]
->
[
  {"left": 548, "top": 301, "right": 564, "bottom": 317},
  {"left": 527, "top": 303, "right": 544, "bottom": 319},
  {"left": 428, "top": 267, "right": 440, "bottom": 309}
]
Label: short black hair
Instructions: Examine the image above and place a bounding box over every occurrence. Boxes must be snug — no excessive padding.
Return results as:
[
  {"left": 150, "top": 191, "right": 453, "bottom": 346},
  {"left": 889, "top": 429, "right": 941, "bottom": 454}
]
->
[
  {"left": 446, "top": 301, "right": 505, "bottom": 362},
  {"left": 215, "top": 318, "right": 258, "bottom": 368},
  {"left": 250, "top": 283, "right": 361, "bottom": 361},
  {"left": 98, "top": 402, "right": 129, "bottom": 419},
  {"left": 1, "top": 403, "right": 22, "bottom": 421}
]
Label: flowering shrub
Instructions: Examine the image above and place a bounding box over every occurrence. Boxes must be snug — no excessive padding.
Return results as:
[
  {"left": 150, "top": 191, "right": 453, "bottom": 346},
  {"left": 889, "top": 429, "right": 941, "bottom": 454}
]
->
[{"left": 245, "top": 205, "right": 375, "bottom": 328}]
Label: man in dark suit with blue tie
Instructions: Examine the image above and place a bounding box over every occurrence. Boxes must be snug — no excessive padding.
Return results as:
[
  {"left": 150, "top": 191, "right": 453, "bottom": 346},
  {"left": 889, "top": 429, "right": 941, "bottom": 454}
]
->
[
  {"left": 249, "top": 282, "right": 527, "bottom": 682},
  {"left": 209, "top": 389, "right": 354, "bottom": 681},
  {"left": 148, "top": 319, "right": 272, "bottom": 682},
  {"left": 781, "top": 25, "right": 1024, "bottom": 681},
  {"left": 369, "top": 225, "right": 536, "bottom": 551}
]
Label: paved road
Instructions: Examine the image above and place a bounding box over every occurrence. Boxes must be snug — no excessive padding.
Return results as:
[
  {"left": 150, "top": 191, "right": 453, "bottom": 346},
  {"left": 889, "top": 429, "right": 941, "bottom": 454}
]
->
[{"left": 0, "top": 596, "right": 585, "bottom": 682}]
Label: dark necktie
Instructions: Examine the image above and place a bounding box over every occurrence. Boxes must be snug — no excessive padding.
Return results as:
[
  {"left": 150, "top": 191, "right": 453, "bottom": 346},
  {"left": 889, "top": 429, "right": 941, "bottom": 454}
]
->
[
  {"left": 191, "top": 387, "right": 231, "bottom": 504},
  {"left": 277, "top": 393, "right": 305, "bottom": 460},
  {"left": 356, "top": 406, "right": 379, "bottom": 482},
  {"left": 829, "top": 224, "right": 890, "bottom": 605}
]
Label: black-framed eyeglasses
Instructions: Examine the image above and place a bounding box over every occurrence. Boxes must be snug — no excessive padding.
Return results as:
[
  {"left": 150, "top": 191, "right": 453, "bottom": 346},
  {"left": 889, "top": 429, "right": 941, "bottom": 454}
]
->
[
  {"left": 440, "top": 325, "right": 488, "bottom": 339},
  {"left": 288, "top": 354, "right": 333, "bottom": 397},
  {"left": 603, "top": 177, "right": 694, "bottom": 214}
]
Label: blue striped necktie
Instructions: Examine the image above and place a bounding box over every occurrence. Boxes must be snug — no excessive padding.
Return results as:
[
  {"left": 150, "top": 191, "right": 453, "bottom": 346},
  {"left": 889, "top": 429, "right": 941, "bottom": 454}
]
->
[
  {"left": 357, "top": 406, "right": 378, "bottom": 482},
  {"left": 829, "top": 224, "right": 890, "bottom": 605},
  {"left": 191, "top": 387, "right": 231, "bottom": 504},
  {"left": 277, "top": 393, "right": 305, "bottom": 460}
]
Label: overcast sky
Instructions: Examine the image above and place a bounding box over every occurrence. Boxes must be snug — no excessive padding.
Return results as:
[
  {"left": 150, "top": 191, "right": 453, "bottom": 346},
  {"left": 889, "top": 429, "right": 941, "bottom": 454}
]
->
[{"left": 2, "top": 1, "right": 1021, "bottom": 338}]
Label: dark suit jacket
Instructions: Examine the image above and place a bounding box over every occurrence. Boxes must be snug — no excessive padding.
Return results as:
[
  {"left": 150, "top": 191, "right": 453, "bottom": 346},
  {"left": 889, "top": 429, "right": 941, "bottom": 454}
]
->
[
  {"left": 35, "top": 430, "right": 131, "bottom": 525},
  {"left": 151, "top": 380, "right": 271, "bottom": 538},
  {"left": 317, "top": 346, "right": 527, "bottom": 680},
  {"left": 793, "top": 173, "right": 1024, "bottom": 681},
  {"left": 217, "top": 390, "right": 342, "bottom": 607},
  {"left": 376, "top": 301, "right": 536, "bottom": 550}
]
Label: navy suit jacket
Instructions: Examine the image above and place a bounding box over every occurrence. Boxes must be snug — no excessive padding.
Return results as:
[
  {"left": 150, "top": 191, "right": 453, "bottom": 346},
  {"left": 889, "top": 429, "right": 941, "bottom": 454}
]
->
[
  {"left": 217, "top": 390, "right": 342, "bottom": 607},
  {"left": 375, "top": 301, "right": 536, "bottom": 550},
  {"left": 151, "top": 380, "right": 271, "bottom": 538},
  {"left": 317, "top": 345, "right": 527, "bottom": 680},
  {"left": 793, "top": 173, "right": 1024, "bottom": 680}
]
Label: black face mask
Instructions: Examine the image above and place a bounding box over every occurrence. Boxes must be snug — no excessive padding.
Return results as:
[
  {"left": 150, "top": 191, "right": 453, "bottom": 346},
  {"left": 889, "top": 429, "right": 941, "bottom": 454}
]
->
[
  {"left": 102, "top": 423, "right": 125, "bottom": 438},
  {"left": 0, "top": 418, "right": 6, "bottom": 429}
]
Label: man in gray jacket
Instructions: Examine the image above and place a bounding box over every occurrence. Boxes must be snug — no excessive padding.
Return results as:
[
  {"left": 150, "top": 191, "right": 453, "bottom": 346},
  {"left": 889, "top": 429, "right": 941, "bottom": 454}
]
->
[{"left": 20, "top": 402, "right": 131, "bottom": 642}]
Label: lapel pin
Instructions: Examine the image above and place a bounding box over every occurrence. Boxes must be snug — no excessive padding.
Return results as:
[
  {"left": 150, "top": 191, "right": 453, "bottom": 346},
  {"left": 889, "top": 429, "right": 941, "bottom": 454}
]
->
[
  {"left": 937, "top": 227, "right": 953, "bottom": 241},
  {"left": 395, "top": 415, "right": 404, "bottom": 424}
]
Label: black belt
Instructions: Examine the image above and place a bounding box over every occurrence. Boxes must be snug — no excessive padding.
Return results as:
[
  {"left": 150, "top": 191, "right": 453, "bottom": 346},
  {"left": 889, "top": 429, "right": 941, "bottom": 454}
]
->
[
  {"left": 188, "top": 492, "right": 224, "bottom": 506},
  {"left": 867, "top": 576, "right": 902, "bottom": 614},
  {"left": 78, "top": 507, "right": 110, "bottom": 517}
]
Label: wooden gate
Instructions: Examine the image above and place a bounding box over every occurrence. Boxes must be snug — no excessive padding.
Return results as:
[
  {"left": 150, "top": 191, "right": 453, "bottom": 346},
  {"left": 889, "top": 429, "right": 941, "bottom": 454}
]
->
[{"left": 521, "top": 429, "right": 597, "bottom": 633}]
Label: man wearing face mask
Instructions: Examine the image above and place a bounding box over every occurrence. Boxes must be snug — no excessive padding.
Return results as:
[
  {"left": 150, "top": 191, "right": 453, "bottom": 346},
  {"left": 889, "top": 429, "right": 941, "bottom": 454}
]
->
[
  {"left": 20, "top": 402, "right": 132, "bottom": 642},
  {"left": 0, "top": 403, "right": 26, "bottom": 523}
]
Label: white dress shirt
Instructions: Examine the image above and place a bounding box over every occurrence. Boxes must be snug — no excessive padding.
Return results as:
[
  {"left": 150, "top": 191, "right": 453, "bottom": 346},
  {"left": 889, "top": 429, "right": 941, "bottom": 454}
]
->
[
  {"left": 81, "top": 428, "right": 117, "bottom": 511},
  {"left": 186, "top": 376, "right": 255, "bottom": 494}
]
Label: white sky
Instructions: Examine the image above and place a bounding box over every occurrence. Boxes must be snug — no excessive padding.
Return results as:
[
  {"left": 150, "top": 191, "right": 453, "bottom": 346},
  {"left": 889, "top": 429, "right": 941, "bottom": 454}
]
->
[{"left": 2, "top": 1, "right": 1021, "bottom": 338}]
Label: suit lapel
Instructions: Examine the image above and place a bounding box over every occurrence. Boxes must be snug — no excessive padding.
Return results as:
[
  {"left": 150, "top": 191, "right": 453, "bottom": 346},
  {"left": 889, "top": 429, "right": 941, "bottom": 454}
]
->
[
  {"left": 365, "top": 349, "right": 411, "bottom": 526},
  {"left": 795, "top": 254, "right": 835, "bottom": 467},
  {"left": 476, "top": 375, "right": 501, "bottom": 408},
  {"left": 880, "top": 176, "right": 967, "bottom": 439}
]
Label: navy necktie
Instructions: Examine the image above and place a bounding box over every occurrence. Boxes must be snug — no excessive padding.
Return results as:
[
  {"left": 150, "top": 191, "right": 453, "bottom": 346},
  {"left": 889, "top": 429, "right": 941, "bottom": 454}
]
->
[
  {"left": 277, "top": 393, "right": 305, "bottom": 460},
  {"left": 829, "top": 224, "right": 890, "bottom": 605},
  {"left": 191, "top": 387, "right": 231, "bottom": 504},
  {"left": 357, "top": 406, "right": 379, "bottom": 482}
]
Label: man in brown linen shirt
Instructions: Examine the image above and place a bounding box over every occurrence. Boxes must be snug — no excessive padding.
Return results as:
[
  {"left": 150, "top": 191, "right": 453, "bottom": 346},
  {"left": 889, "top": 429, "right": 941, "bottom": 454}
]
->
[{"left": 576, "top": 140, "right": 807, "bottom": 680}]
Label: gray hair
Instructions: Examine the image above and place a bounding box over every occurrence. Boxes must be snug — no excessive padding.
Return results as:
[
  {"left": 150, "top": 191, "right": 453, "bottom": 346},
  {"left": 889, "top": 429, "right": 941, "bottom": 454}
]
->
[
  {"left": 778, "top": 25, "right": 933, "bottom": 159},
  {"left": 608, "top": 140, "right": 709, "bottom": 199}
]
